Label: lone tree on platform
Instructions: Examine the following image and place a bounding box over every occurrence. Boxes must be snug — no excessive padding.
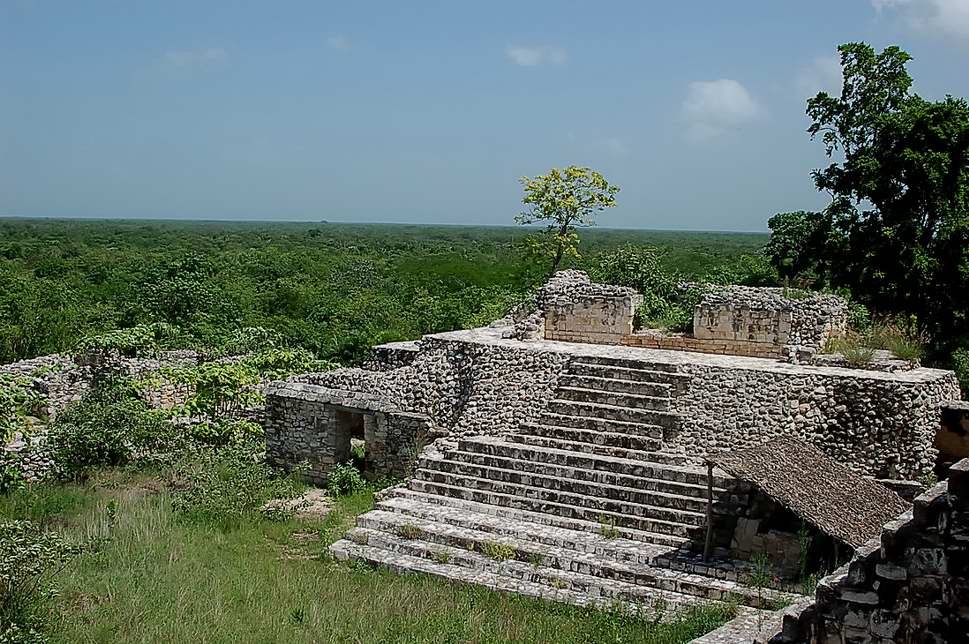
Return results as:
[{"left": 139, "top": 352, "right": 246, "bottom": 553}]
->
[{"left": 516, "top": 166, "right": 619, "bottom": 274}]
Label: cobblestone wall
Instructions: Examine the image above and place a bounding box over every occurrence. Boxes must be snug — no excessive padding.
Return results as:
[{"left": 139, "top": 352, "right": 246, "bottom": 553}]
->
[{"left": 671, "top": 362, "right": 960, "bottom": 479}]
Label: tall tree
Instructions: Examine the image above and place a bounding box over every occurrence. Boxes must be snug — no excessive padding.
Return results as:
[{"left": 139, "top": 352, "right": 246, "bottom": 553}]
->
[
  {"left": 770, "top": 42, "right": 969, "bottom": 337},
  {"left": 516, "top": 166, "right": 619, "bottom": 274}
]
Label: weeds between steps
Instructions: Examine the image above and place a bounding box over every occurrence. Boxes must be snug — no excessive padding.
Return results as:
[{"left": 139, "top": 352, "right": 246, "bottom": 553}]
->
[{"left": 598, "top": 513, "right": 620, "bottom": 539}]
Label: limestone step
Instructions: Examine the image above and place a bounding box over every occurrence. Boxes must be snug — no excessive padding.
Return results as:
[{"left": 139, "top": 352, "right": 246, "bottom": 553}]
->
[
  {"left": 383, "top": 488, "right": 690, "bottom": 548},
  {"left": 407, "top": 477, "right": 706, "bottom": 534},
  {"left": 329, "top": 538, "right": 701, "bottom": 615},
  {"left": 536, "top": 412, "right": 666, "bottom": 438},
  {"left": 567, "top": 362, "right": 690, "bottom": 391},
  {"left": 556, "top": 386, "right": 671, "bottom": 411},
  {"left": 434, "top": 448, "right": 727, "bottom": 498},
  {"left": 544, "top": 400, "right": 682, "bottom": 429},
  {"left": 558, "top": 374, "right": 672, "bottom": 397},
  {"left": 347, "top": 513, "right": 796, "bottom": 608},
  {"left": 505, "top": 433, "right": 692, "bottom": 466},
  {"left": 373, "top": 494, "right": 681, "bottom": 558},
  {"left": 413, "top": 464, "right": 715, "bottom": 515},
  {"left": 520, "top": 423, "right": 664, "bottom": 452},
  {"left": 572, "top": 355, "right": 682, "bottom": 373},
  {"left": 456, "top": 436, "right": 722, "bottom": 486}
]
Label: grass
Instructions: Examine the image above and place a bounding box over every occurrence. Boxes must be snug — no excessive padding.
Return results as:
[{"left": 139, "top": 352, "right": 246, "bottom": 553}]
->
[{"left": 1, "top": 468, "right": 735, "bottom": 644}]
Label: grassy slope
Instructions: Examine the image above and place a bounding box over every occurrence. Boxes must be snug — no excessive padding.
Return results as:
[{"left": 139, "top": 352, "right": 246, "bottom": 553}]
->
[{"left": 2, "top": 473, "right": 733, "bottom": 644}]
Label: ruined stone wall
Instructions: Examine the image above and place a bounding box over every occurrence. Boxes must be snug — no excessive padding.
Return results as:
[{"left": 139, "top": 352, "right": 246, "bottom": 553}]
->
[
  {"left": 694, "top": 287, "right": 848, "bottom": 357},
  {"left": 263, "top": 337, "right": 571, "bottom": 481},
  {"left": 544, "top": 293, "right": 642, "bottom": 344},
  {"left": 764, "top": 458, "right": 969, "bottom": 644},
  {"left": 671, "top": 362, "right": 960, "bottom": 479}
]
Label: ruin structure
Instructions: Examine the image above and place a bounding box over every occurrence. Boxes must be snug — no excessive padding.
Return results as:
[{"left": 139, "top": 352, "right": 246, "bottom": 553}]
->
[{"left": 258, "top": 271, "right": 966, "bottom": 640}]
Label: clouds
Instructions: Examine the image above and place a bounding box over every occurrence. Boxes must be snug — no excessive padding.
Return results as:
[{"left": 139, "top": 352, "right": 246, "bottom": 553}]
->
[
  {"left": 872, "top": 0, "right": 969, "bottom": 45},
  {"left": 162, "top": 48, "right": 227, "bottom": 69},
  {"left": 796, "top": 55, "right": 843, "bottom": 98},
  {"left": 505, "top": 45, "right": 567, "bottom": 67},
  {"left": 681, "top": 79, "right": 764, "bottom": 142}
]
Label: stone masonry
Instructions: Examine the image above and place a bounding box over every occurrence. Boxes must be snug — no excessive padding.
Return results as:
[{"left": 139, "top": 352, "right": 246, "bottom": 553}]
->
[{"left": 747, "top": 457, "right": 969, "bottom": 644}]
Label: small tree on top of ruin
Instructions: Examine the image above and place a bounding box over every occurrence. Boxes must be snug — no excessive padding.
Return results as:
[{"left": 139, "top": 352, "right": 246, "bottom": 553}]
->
[{"left": 516, "top": 166, "right": 619, "bottom": 275}]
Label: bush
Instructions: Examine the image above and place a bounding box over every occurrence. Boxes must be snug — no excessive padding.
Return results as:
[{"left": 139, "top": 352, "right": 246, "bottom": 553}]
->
[
  {"left": 869, "top": 320, "right": 926, "bottom": 362},
  {"left": 0, "top": 520, "right": 82, "bottom": 641},
  {"left": 47, "top": 380, "right": 176, "bottom": 478},
  {"left": 825, "top": 333, "right": 876, "bottom": 367},
  {"left": 74, "top": 323, "right": 178, "bottom": 358},
  {"left": 0, "top": 375, "right": 45, "bottom": 444},
  {"left": 953, "top": 348, "right": 969, "bottom": 396},
  {"left": 327, "top": 462, "right": 367, "bottom": 497},
  {"left": 170, "top": 444, "right": 303, "bottom": 529},
  {"left": 186, "top": 419, "right": 264, "bottom": 447}
]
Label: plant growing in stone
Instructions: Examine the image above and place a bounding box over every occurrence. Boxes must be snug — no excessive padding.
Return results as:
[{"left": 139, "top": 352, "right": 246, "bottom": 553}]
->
[
  {"left": 481, "top": 541, "right": 516, "bottom": 562},
  {"left": 396, "top": 524, "right": 421, "bottom": 540},
  {"left": 516, "top": 166, "right": 619, "bottom": 275},
  {"left": 432, "top": 550, "right": 451, "bottom": 565},
  {"left": 598, "top": 514, "right": 620, "bottom": 539}
]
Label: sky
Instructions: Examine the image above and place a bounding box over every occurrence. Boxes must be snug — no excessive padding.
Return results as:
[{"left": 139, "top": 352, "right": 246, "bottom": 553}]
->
[{"left": 1, "top": 1, "right": 968, "bottom": 231}]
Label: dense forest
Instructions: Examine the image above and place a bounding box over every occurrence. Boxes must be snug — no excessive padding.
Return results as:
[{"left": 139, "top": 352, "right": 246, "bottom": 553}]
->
[{"left": 0, "top": 218, "right": 767, "bottom": 364}]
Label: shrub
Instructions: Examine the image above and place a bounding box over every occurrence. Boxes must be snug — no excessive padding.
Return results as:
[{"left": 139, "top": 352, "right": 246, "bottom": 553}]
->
[
  {"left": 0, "top": 520, "right": 82, "bottom": 641},
  {"left": 953, "top": 348, "right": 969, "bottom": 396},
  {"left": 186, "top": 419, "right": 264, "bottom": 447},
  {"left": 869, "top": 320, "right": 926, "bottom": 362},
  {"left": 166, "top": 361, "right": 262, "bottom": 419},
  {"left": 327, "top": 463, "right": 367, "bottom": 497},
  {"left": 0, "top": 374, "right": 45, "bottom": 444},
  {"left": 170, "top": 444, "right": 303, "bottom": 529},
  {"left": 47, "top": 380, "right": 176, "bottom": 478},
  {"left": 245, "top": 347, "right": 337, "bottom": 380},
  {"left": 74, "top": 323, "right": 178, "bottom": 358},
  {"left": 825, "top": 333, "right": 876, "bottom": 367}
]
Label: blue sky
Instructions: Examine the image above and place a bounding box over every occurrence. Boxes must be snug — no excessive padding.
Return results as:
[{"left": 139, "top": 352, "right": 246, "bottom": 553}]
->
[{"left": 1, "top": 1, "right": 967, "bottom": 231}]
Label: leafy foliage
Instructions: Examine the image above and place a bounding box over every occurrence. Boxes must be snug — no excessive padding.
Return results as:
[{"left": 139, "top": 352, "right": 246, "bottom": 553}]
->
[
  {"left": 326, "top": 463, "right": 368, "bottom": 497},
  {"left": 170, "top": 444, "right": 304, "bottom": 529},
  {"left": 0, "top": 375, "right": 44, "bottom": 444},
  {"left": 75, "top": 323, "right": 178, "bottom": 358},
  {"left": 516, "top": 166, "right": 620, "bottom": 274},
  {"left": 952, "top": 348, "right": 969, "bottom": 395},
  {"left": 770, "top": 43, "right": 969, "bottom": 347},
  {"left": 46, "top": 380, "right": 175, "bottom": 478},
  {"left": 0, "top": 520, "right": 82, "bottom": 642}
]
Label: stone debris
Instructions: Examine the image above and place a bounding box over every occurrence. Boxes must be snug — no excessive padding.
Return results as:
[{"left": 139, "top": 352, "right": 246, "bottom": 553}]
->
[{"left": 262, "top": 488, "right": 331, "bottom": 521}]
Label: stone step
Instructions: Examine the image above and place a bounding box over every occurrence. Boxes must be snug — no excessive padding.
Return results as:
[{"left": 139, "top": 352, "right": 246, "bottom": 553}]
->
[
  {"left": 572, "top": 356, "right": 682, "bottom": 373},
  {"left": 414, "top": 464, "right": 716, "bottom": 514},
  {"left": 384, "top": 488, "right": 690, "bottom": 548},
  {"left": 544, "top": 400, "right": 682, "bottom": 429},
  {"left": 374, "top": 494, "right": 681, "bottom": 558},
  {"left": 504, "top": 433, "right": 692, "bottom": 466},
  {"left": 521, "top": 423, "right": 664, "bottom": 451},
  {"left": 558, "top": 374, "right": 672, "bottom": 397},
  {"left": 456, "top": 436, "right": 722, "bottom": 486},
  {"left": 407, "top": 477, "right": 706, "bottom": 534},
  {"left": 329, "top": 538, "right": 701, "bottom": 615},
  {"left": 348, "top": 513, "right": 796, "bottom": 608},
  {"left": 436, "top": 448, "right": 729, "bottom": 498},
  {"left": 556, "top": 386, "right": 671, "bottom": 411},
  {"left": 536, "top": 412, "right": 666, "bottom": 438},
  {"left": 567, "top": 362, "right": 691, "bottom": 392}
]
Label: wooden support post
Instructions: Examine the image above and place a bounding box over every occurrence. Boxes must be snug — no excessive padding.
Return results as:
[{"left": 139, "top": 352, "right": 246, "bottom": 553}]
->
[{"left": 703, "top": 461, "right": 714, "bottom": 562}]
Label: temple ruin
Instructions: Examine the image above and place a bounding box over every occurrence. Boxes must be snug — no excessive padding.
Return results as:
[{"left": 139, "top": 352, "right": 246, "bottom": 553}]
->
[{"left": 262, "top": 271, "right": 966, "bottom": 643}]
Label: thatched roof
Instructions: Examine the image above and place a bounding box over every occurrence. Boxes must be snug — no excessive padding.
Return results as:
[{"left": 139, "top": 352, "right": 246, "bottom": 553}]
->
[{"left": 710, "top": 437, "right": 910, "bottom": 548}]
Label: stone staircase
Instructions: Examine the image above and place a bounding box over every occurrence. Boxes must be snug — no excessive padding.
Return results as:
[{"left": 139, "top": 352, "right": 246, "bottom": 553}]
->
[{"left": 330, "top": 355, "right": 796, "bottom": 615}]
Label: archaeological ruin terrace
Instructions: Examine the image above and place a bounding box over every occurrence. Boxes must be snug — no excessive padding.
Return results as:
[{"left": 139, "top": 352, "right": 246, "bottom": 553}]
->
[{"left": 259, "top": 271, "right": 968, "bottom": 643}]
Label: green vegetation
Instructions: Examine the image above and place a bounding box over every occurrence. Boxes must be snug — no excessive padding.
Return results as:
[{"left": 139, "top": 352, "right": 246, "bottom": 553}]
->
[
  {"left": 516, "top": 166, "right": 620, "bottom": 274},
  {"left": 766, "top": 42, "right": 969, "bottom": 387},
  {"left": 0, "top": 219, "right": 766, "bottom": 366}
]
